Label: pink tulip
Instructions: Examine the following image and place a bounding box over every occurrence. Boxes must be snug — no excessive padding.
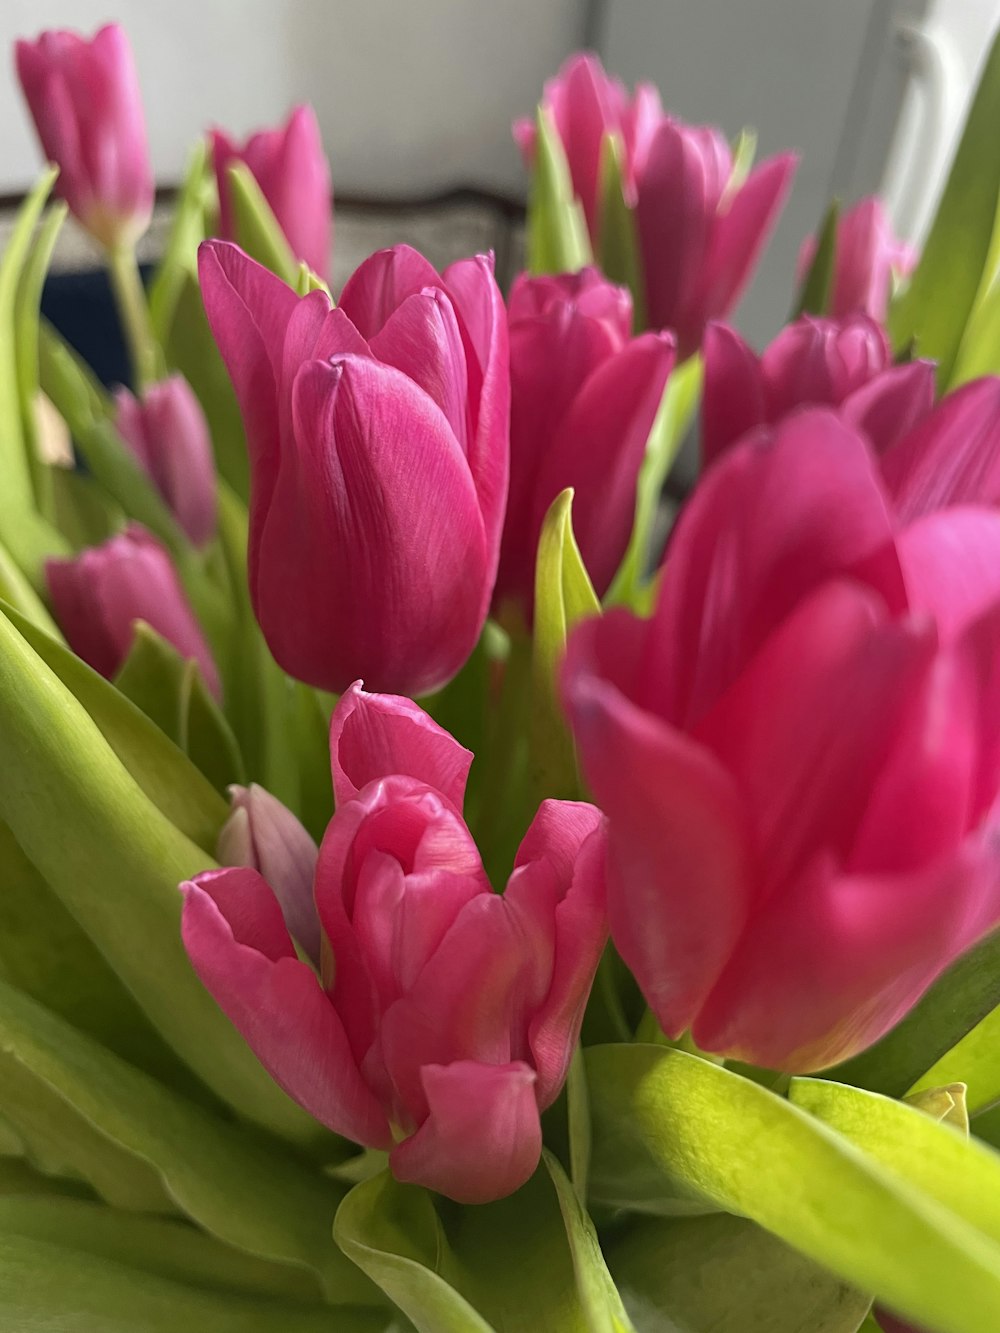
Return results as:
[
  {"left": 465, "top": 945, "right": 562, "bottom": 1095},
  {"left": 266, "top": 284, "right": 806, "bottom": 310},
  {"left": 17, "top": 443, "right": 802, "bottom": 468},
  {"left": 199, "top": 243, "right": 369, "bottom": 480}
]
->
[
  {"left": 563, "top": 408, "right": 1000, "bottom": 1072},
  {"left": 701, "top": 315, "right": 936, "bottom": 465},
  {"left": 46, "top": 524, "right": 220, "bottom": 697},
  {"left": 181, "top": 683, "right": 607, "bottom": 1203},
  {"left": 15, "top": 24, "right": 153, "bottom": 249},
  {"left": 216, "top": 784, "right": 319, "bottom": 963},
  {"left": 495, "top": 268, "right": 675, "bottom": 613},
  {"left": 798, "top": 196, "right": 917, "bottom": 323},
  {"left": 114, "top": 376, "right": 217, "bottom": 547},
  {"left": 210, "top": 105, "right": 332, "bottom": 281},
  {"left": 198, "top": 239, "right": 509, "bottom": 696}
]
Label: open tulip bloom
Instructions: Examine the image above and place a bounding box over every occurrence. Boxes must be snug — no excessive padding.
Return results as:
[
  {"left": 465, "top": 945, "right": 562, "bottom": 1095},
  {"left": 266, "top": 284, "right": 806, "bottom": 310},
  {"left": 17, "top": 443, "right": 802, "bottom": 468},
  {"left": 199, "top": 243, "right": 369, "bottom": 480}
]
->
[{"left": 7, "top": 19, "right": 1000, "bottom": 1333}]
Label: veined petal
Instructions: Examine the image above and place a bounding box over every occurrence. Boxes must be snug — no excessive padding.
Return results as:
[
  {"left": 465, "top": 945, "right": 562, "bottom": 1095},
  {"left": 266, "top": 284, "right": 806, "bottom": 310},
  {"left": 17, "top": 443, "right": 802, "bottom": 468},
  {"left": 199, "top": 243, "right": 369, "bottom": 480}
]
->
[
  {"left": 701, "top": 322, "right": 766, "bottom": 464},
  {"left": 338, "top": 244, "right": 443, "bottom": 340}
]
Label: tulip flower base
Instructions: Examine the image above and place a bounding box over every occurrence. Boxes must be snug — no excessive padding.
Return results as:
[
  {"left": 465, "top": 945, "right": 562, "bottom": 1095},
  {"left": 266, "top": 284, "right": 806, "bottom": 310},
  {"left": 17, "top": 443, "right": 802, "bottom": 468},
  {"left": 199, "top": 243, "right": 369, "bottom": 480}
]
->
[{"left": 4, "top": 19, "right": 1000, "bottom": 1333}]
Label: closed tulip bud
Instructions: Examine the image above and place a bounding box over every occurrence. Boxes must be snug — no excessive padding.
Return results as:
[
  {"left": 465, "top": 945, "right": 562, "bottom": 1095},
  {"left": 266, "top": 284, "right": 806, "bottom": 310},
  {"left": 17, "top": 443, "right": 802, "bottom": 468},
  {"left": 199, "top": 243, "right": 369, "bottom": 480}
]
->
[
  {"left": 563, "top": 408, "right": 1000, "bottom": 1073},
  {"left": 210, "top": 105, "right": 333, "bottom": 281},
  {"left": 198, "top": 239, "right": 509, "bottom": 696},
  {"left": 217, "top": 784, "right": 319, "bottom": 964},
  {"left": 15, "top": 24, "right": 153, "bottom": 249},
  {"left": 701, "top": 316, "right": 936, "bottom": 466},
  {"left": 798, "top": 196, "right": 917, "bottom": 324},
  {"left": 181, "top": 683, "right": 607, "bottom": 1203},
  {"left": 46, "top": 524, "right": 220, "bottom": 698},
  {"left": 495, "top": 268, "right": 674, "bottom": 613},
  {"left": 114, "top": 376, "right": 217, "bottom": 547}
]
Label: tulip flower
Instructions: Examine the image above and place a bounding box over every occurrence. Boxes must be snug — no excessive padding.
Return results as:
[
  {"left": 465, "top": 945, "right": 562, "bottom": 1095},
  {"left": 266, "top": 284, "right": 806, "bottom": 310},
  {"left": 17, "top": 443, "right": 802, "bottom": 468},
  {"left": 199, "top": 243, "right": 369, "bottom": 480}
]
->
[
  {"left": 563, "top": 408, "right": 1000, "bottom": 1072},
  {"left": 211, "top": 105, "right": 332, "bottom": 281},
  {"left": 701, "top": 315, "right": 936, "bottom": 465},
  {"left": 198, "top": 239, "right": 509, "bottom": 696},
  {"left": 181, "top": 683, "right": 607, "bottom": 1203},
  {"left": 798, "top": 196, "right": 917, "bottom": 323},
  {"left": 516, "top": 52, "right": 796, "bottom": 356},
  {"left": 495, "top": 268, "right": 675, "bottom": 613},
  {"left": 15, "top": 23, "right": 154, "bottom": 249},
  {"left": 114, "top": 376, "right": 217, "bottom": 547},
  {"left": 46, "top": 524, "right": 220, "bottom": 698}
]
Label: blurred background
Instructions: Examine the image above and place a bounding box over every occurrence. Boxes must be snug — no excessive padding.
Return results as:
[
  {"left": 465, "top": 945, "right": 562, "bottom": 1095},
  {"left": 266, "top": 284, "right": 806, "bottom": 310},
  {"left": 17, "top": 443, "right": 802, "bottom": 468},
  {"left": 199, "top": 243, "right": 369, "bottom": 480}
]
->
[{"left": 1, "top": 0, "right": 998, "bottom": 347}]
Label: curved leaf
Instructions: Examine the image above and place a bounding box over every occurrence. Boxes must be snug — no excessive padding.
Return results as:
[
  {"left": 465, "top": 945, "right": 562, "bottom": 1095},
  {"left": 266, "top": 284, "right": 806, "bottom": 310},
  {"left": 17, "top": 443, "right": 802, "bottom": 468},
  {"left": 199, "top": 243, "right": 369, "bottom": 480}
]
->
[{"left": 527, "top": 106, "right": 593, "bottom": 276}]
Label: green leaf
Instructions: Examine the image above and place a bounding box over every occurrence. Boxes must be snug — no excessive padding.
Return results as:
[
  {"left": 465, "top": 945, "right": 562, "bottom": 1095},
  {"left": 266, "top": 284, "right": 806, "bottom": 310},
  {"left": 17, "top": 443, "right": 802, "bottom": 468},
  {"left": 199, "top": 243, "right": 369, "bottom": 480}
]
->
[
  {"left": 50, "top": 467, "right": 123, "bottom": 549},
  {"left": 606, "top": 355, "right": 703, "bottom": 608},
  {"left": 531, "top": 489, "right": 600, "bottom": 802},
  {"left": 0, "top": 602, "right": 315, "bottom": 1142},
  {"left": 527, "top": 106, "right": 593, "bottom": 275},
  {"left": 0, "top": 978, "right": 375, "bottom": 1305},
  {"left": 825, "top": 927, "right": 1000, "bottom": 1099},
  {"left": 606, "top": 1212, "right": 871, "bottom": 1332},
  {"left": 795, "top": 199, "right": 840, "bottom": 317},
  {"left": 1, "top": 600, "right": 226, "bottom": 855},
  {"left": 597, "top": 134, "right": 645, "bottom": 329},
  {"left": 227, "top": 161, "right": 299, "bottom": 285},
  {"left": 148, "top": 140, "right": 212, "bottom": 345},
  {"left": 912, "top": 1003, "right": 1000, "bottom": 1115},
  {"left": 586, "top": 1043, "right": 1000, "bottom": 1333},
  {"left": 0, "top": 537, "right": 62, "bottom": 639},
  {"left": 888, "top": 26, "right": 1000, "bottom": 385},
  {"left": 0, "top": 1233, "right": 382, "bottom": 1333}
]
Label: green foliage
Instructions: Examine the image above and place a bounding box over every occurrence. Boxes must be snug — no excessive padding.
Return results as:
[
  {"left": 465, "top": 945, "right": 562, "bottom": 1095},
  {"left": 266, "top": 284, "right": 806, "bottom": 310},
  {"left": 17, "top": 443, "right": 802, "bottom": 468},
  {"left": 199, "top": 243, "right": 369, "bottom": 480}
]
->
[{"left": 526, "top": 107, "right": 593, "bottom": 276}]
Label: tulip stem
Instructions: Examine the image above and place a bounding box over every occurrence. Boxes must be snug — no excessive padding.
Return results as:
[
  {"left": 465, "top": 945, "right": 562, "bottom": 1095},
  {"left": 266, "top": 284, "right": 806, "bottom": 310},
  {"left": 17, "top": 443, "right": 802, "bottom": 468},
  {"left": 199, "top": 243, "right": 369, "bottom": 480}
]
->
[{"left": 107, "top": 243, "right": 161, "bottom": 392}]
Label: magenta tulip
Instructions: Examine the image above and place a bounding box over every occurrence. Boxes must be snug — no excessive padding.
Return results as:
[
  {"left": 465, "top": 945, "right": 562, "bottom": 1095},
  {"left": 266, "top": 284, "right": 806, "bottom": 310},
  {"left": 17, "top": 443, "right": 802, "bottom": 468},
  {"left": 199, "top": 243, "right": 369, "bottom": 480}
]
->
[
  {"left": 46, "top": 524, "right": 220, "bottom": 697},
  {"left": 563, "top": 407, "right": 1000, "bottom": 1072},
  {"left": 15, "top": 24, "right": 153, "bottom": 249},
  {"left": 211, "top": 105, "right": 332, "bottom": 281},
  {"left": 495, "top": 268, "right": 675, "bottom": 613},
  {"left": 198, "top": 240, "right": 509, "bottom": 696},
  {"left": 114, "top": 376, "right": 217, "bottom": 547},
  {"left": 701, "top": 315, "right": 936, "bottom": 465},
  {"left": 798, "top": 196, "right": 917, "bottom": 323},
  {"left": 181, "top": 683, "right": 607, "bottom": 1203}
]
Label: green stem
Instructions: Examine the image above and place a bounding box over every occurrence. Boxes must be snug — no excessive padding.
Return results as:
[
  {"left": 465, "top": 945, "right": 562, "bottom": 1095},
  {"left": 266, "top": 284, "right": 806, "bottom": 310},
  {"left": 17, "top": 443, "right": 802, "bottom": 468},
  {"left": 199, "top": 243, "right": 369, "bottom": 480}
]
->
[{"left": 106, "top": 243, "right": 160, "bottom": 391}]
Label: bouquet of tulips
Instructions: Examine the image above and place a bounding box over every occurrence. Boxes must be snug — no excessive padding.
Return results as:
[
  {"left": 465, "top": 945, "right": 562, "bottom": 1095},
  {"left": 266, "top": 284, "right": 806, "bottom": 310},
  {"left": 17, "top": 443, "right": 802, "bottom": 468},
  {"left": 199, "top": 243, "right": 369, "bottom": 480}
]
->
[{"left": 5, "top": 18, "right": 1000, "bottom": 1333}]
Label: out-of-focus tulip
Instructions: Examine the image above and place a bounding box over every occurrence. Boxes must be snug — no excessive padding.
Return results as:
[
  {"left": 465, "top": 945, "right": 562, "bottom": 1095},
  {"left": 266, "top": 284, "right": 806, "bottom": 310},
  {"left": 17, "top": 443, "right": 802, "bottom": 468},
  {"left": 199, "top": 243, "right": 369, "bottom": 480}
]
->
[
  {"left": 46, "top": 524, "right": 220, "bottom": 698},
  {"left": 563, "top": 408, "right": 1000, "bottom": 1073},
  {"left": 516, "top": 52, "right": 796, "bottom": 356},
  {"left": 181, "top": 683, "right": 607, "bottom": 1203},
  {"left": 210, "top": 105, "right": 332, "bottom": 281},
  {"left": 216, "top": 784, "right": 319, "bottom": 963},
  {"left": 495, "top": 268, "right": 675, "bottom": 613},
  {"left": 701, "top": 315, "right": 936, "bottom": 465},
  {"left": 114, "top": 376, "right": 217, "bottom": 547},
  {"left": 798, "top": 196, "right": 917, "bottom": 323},
  {"left": 198, "top": 240, "right": 509, "bottom": 696},
  {"left": 15, "top": 23, "right": 153, "bottom": 249}
]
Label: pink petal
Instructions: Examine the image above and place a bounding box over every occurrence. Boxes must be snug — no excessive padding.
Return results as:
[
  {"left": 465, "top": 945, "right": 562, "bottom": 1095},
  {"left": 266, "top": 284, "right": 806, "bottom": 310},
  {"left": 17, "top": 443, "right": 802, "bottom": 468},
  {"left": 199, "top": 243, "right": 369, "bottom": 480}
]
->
[
  {"left": 841, "top": 360, "right": 936, "bottom": 456},
  {"left": 898, "top": 507, "right": 1000, "bottom": 643},
  {"left": 701, "top": 322, "right": 766, "bottom": 465},
  {"left": 337, "top": 245, "right": 443, "bottom": 340},
  {"left": 389, "top": 1061, "right": 542, "bottom": 1204},
  {"left": 370, "top": 289, "right": 469, "bottom": 450}
]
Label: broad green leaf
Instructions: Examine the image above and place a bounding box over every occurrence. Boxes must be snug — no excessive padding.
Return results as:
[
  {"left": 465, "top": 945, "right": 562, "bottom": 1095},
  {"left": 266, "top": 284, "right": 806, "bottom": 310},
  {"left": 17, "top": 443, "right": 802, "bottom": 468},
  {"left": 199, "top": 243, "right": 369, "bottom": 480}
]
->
[
  {"left": 0, "top": 1234, "right": 381, "bottom": 1333},
  {"left": 0, "top": 537, "right": 61, "bottom": 639},
  {"left": 0, "top": 1153, "right": 94, "bottom": 1200},
  {"left": 2, "top": 600, "right": 226, "bottom": 854},
  {"left": 888, "top": 26, "right": 1000, "bottom": 385},
  {"left": 531, "top": 488, "right": 600, "bottom": 801},
  {"left": 586, "top": 1043, "right": 1000, "bottom": 1333},
  {"left": 0, "top": 978, "right": 375, "bottom": 1305},
  {"left": 796, "top": 199, "right": 840, "bottom": 317},
  {"left": 598, "top": 134, "right": 645, "bottom": 329},
  {"left": 50, "top": 466, "right": 123, "bottom": 549},
  {"left": 567, "top": 1047, "right": 592, "bottom": 1202},
  {"left": 606, "top": 1212, "right": 871, "bottom": 1333},
  {"left": 543, "top": 1151, "right": 636, "bottom": 1333},
  {"left": 148, "top": 140, "right": 212, "bottom": 344},
  {"left": 527, "top": 106, "right": 593, "bottom": 275},
  {"left": 912, "top": 1003, "right": 1000, "bottom": 1115},
  {"left": 826, "top": 927, "right": 1000, "bottom": 1098},
  {"left": 227, "top": 161, "right": 299, "bottom": 285},
  {"left": 951, "top": 270, "right": 1000, "bottom": 384},
  {"left": 607, "top": 355, "right": 703, "bottom": 608},
  {"left": 0, "top": 603, "right": 315, "bottom": 1142}
]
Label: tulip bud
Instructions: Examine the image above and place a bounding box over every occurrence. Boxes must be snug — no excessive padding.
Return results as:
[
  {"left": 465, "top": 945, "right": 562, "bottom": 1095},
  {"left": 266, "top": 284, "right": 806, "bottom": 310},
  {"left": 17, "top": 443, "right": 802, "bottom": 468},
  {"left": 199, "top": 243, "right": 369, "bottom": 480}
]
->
[
  {"left": 211, "top": 105, "right": 333, "bottom": 281},
  {"left": 798, "top": 196, "right": 917, "bottom": 324},
  {"left": 15, "top": 24, "right": 153, "bottom": 249},
  {"left": 563, "top": 408, "right": 1000, "bottom": 1073},
  {"left": 46, "top": 524, "right": 220, "bottom": 698},
  {"left": 198, "top": 240, "right": 509, "bottom": 696},
  {"left": 495, "top": 268, "right": 674, "bottom": 613},
  {"left": 114, "top": 376, "right": 217, "bottom": 547},
  {"left": 181, "top": 683, "right": 607, "bottom": 1203}
]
